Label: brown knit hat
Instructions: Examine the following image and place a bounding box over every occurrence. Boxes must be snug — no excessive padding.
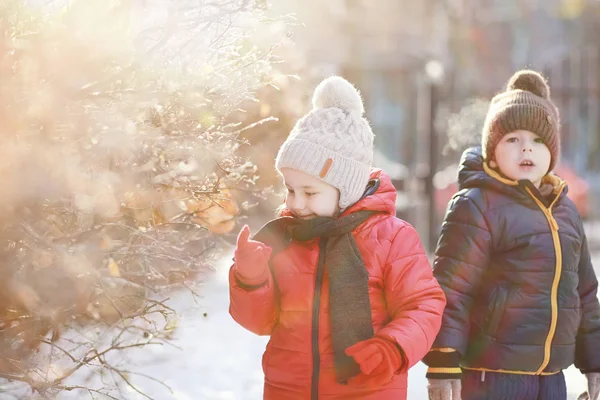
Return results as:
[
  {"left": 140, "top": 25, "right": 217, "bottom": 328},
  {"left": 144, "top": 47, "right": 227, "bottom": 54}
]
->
[{"left": 482, "top": 69, "right": 561, "bottom": 172}]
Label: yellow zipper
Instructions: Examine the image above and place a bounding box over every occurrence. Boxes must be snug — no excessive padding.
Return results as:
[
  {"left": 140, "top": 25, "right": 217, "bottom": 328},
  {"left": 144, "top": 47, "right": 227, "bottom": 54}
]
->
[{"left": 525, "top": 183, "right": 566, "bottom": 374}]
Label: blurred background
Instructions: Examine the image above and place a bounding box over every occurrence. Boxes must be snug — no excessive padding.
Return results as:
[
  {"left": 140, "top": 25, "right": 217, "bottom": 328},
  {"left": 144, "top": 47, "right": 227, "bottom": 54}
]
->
[
  {"left": 254, "top": 0, "right": 600, "bottom": 254},
  {"left": 1, "top": 0, "right": 600, "bottom": 399}
]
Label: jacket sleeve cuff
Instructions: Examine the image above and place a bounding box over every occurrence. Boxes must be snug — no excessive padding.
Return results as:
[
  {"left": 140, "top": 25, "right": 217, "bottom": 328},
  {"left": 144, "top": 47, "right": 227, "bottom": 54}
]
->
[
  {"left": 232, "top": 265, "right": 270, "bottom": 289},
  {"left": 423, "top": 348, "right": 462, "bottom": 379},
  {"left": 377, "top": 337, "right": 408, "bottom": 373},
  {"left": 581, "top": 367, "right": 600, "bottom": 374}
]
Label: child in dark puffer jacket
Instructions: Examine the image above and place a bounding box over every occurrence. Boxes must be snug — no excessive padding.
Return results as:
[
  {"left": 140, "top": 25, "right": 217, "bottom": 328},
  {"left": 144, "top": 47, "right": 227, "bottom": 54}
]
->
[{"left": 424, "top": 70, "right": 600, "bottom": 400}]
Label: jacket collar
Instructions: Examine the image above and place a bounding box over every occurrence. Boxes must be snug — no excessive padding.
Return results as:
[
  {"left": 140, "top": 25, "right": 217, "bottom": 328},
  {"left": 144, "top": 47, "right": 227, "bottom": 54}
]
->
[{"left": 459, "top": 146, "right": 568, "bottom": 207}]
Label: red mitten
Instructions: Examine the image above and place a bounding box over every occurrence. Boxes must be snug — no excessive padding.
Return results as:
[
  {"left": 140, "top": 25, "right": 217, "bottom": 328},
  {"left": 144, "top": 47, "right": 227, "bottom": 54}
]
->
[
  {"left": 345, "top": 337, "right": 404, "bottom": 388},
  {"left": 233, "top": 225, "right": 272, "bottom": 286}
]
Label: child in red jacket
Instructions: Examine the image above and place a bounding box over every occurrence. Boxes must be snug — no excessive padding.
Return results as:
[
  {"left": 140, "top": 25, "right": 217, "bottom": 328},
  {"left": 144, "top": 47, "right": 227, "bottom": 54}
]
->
[{"left": 229, "top": 76, "right": 446, "bottom": 400}]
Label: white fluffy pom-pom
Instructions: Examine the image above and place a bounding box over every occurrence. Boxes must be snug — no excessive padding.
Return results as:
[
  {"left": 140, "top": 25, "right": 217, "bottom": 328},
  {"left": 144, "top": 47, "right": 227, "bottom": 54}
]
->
[{"left": 312, "top": 76, "right": 364, "bottom": 114}]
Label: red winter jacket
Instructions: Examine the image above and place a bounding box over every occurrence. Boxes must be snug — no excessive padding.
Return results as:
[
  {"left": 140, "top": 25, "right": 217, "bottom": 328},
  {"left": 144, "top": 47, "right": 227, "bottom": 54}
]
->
[{"left": 229, "top": 169, "right": 445, "bottom": 399}]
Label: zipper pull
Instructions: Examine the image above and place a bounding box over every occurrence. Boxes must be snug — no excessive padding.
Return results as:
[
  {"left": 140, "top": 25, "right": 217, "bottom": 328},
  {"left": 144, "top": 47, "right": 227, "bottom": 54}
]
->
[{"left": 481, "top": 370, "right": 486, "bottom": 382}]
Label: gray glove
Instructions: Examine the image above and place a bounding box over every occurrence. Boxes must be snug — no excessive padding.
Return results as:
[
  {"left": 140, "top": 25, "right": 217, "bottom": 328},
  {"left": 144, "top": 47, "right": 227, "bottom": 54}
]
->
[
  {"left": 579, "top": 373, "right": 600, "bottom": 400},
  {"left": 427, "top": 378, "right": 462, "bottom": 400}
]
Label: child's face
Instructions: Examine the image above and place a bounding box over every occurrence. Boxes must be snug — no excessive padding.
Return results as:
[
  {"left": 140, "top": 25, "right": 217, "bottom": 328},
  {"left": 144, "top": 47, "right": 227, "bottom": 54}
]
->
[
  {"left": 280, "top": 168, "right": 340, "bottom": 219},
  {"left": 490, "top": 129, "right": 551, "bottom": 188}
]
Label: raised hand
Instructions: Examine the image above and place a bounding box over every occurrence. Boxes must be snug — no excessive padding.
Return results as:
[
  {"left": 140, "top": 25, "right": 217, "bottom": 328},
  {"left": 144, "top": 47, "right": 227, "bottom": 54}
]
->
[{"left": 233, "top": 225, "right": 272, "bottom": 285}]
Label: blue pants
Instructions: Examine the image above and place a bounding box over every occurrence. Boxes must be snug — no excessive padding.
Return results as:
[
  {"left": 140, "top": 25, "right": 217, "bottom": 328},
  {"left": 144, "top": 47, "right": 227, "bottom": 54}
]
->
[{"left": 462, "top": 370, "right": 566, "bottom": 400}]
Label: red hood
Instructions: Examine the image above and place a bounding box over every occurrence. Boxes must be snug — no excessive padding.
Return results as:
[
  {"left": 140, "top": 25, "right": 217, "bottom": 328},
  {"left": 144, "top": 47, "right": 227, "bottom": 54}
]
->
[
  {"left": 342, "top": 168, "right": 396, "bottom": 216},
  {"left": 280, "top": 168, "right": 397, "bottom": 218}
]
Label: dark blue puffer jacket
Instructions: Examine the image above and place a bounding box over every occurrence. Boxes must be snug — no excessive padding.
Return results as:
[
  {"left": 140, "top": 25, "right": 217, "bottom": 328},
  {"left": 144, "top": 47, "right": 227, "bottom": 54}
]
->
[{"left": 430, "top": 146, "right": 600, "bottom": 375}]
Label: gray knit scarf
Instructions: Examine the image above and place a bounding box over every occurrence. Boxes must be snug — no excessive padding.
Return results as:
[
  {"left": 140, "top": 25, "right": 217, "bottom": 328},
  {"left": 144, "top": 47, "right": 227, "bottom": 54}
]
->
[{"left": 253, "top": 210, "right": 377, "bottom": 383}]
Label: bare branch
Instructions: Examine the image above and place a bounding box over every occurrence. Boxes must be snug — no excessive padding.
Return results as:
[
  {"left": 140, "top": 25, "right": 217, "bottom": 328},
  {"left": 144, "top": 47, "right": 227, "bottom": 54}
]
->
[
  {"left": 59, "top": 386, "right": 120, "bottom": 400},
  {"left": 110, "top": 367, "right": 155, "bottom": 400},
  {"left": 0, "top": 0, "right": 285, "bottom": 396}
]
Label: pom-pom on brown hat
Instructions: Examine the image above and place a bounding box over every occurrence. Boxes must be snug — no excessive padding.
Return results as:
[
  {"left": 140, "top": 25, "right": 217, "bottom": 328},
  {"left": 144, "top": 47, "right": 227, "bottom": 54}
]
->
[{"left": 482, "top": 69, "right": 561, "bottom": 172}]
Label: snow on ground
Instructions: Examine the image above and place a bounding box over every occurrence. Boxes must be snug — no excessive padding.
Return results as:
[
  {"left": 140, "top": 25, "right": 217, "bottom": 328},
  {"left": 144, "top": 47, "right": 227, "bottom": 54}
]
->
[{"left": 1, "top": 251, "right": 594, "bottom": 399}]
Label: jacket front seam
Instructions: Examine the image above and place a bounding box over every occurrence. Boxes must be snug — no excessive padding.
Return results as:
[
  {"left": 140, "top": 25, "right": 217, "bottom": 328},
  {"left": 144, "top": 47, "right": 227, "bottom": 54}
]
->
[{"left": 525, "top": 186, "right": 565, "bottom": 374}]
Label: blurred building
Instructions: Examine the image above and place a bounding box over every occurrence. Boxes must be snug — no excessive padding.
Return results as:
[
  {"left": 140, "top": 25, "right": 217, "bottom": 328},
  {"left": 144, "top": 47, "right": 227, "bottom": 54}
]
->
[
  {"left": 266, "top": 0, "right": 600, "bottom": 248},
  {"left": 269, "top": 0, "right": 450, "bottom": 171}
]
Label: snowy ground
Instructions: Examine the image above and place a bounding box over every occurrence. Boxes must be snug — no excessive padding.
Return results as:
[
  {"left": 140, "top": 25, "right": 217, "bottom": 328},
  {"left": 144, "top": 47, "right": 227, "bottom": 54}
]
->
[{"left": 1, "top": 251, "right": 595, "bottom": 399}]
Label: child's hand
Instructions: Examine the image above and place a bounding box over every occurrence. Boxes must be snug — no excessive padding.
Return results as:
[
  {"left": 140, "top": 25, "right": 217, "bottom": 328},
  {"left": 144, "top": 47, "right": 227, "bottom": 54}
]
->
[
  {"left": 233, "top": 225, "right": 272, "bottom": 285},
  {"left": 345, "top": 337, "right": 404, "bottom": 388},
  {"left": 427, "top": 379, "right": 462, "bottom": 400},
  {"left": 579, "top": 372, "right": 600, "bottom": 400}
]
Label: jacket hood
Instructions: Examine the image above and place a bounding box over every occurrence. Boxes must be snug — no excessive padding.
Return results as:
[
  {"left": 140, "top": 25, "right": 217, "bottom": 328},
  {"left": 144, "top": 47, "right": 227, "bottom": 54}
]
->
[{"left": 343, "top": 168, "right": 397, "bottom": 216}]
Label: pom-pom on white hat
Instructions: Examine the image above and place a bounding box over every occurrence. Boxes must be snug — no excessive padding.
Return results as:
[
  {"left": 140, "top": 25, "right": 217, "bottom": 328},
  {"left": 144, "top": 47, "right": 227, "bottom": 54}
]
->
[{"left": 275, "top": 76, "right": 374, "bottom": 209}]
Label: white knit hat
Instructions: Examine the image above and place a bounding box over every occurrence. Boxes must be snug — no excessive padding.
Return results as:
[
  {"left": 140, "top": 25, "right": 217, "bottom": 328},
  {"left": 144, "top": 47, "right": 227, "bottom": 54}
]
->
[{"left": 275, "top": 76, "right": 374, "bottom": 209}]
